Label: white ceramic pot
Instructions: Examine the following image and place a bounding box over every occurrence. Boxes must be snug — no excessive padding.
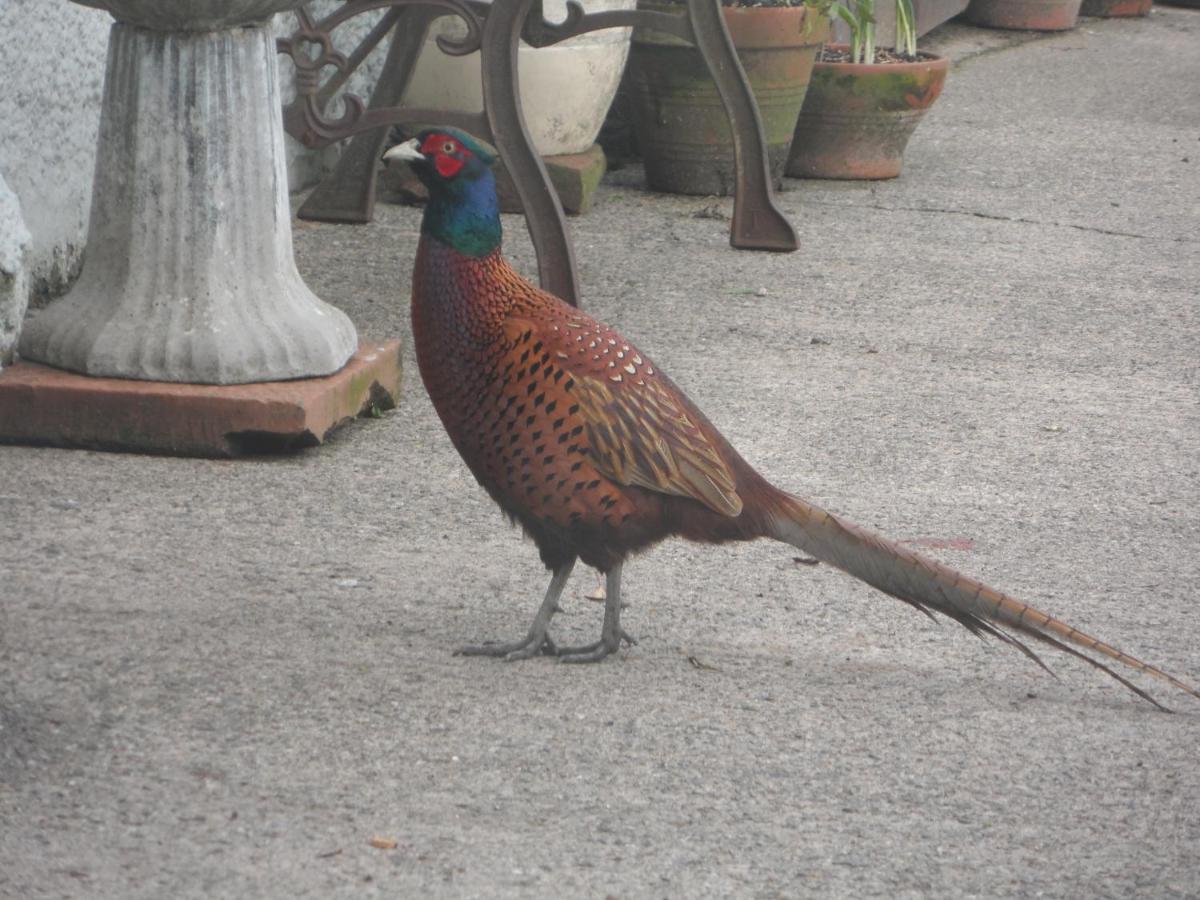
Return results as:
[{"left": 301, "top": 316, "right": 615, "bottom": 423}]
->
[{"left": 400, "top": 0, "right": 636, "bottom": 156}]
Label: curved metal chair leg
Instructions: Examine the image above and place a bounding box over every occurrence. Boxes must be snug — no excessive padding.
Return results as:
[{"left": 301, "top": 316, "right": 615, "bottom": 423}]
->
[
  {"left": 684, "top": 0, "right": 798, "bottom": 252},
  {"left": 480, "top": 0, "right": 581, "bottom": 305},
  {"left": 297, "top": 6, "right": 440, "bottom": 223}
]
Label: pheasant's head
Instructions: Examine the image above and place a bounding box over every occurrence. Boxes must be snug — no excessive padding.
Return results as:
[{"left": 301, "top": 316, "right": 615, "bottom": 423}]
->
[{"left": 383, "top": 128, "right": 501, "bottom": 257}]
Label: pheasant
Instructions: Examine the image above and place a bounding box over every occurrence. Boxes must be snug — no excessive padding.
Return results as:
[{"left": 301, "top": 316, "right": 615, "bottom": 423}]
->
[{"left": 384, "top": 127, "right": 1199, "bottom": 710}]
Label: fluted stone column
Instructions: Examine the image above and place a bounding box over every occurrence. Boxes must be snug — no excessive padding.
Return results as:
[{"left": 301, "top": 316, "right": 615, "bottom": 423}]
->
[{"left": 19, "top": 1, "right": 358, "bottom": 384}]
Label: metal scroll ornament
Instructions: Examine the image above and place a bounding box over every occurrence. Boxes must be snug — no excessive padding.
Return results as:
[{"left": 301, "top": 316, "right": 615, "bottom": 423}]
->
[{"left": 277, "top": 0, "right": 488, "bottom": 149}]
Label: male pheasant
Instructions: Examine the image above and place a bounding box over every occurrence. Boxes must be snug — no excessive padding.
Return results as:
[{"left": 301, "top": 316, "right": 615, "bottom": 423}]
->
[{"left": 385, "top": 128, "right": 1199, "bottom": 709}]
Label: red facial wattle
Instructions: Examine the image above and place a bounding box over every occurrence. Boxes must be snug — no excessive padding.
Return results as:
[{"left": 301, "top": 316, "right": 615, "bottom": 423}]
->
[
  {"left": 435, "top": 154, "right": 465, "bottom": 178},
  {"left": 420, "top": 133, "right": 468, "bottom": 178}
]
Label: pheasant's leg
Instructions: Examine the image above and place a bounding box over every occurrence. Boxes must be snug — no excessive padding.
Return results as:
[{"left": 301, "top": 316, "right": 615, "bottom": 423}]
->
[
  {"left": 455, "top": 559, "right": 576, "bottom": 661},
  {"left": 558, "top": 564, "right": 637, "bottom": 663}
]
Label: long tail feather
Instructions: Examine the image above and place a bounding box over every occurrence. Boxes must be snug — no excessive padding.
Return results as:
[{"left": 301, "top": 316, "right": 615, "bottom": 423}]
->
[{"left": 765, "top": 491, "right": 1199, "bottom": 710}]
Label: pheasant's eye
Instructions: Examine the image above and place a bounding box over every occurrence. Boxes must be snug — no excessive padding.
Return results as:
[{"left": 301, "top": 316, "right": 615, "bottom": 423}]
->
[{"left": 442, "top": 141, "right": 456, "bottom": 154}]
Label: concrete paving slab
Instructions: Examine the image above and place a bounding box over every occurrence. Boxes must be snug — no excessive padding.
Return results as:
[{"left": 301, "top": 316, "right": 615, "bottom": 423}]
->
[{"left": 2, "top": 9, "right": 1198, "bottom": 898}]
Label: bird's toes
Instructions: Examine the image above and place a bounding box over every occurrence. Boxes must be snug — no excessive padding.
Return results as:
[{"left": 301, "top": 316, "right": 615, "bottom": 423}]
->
[
  {"left": 455, "top": 639, "right": 527, "bottom": 658},
  {"left": 503, "top": 636, "right": 557, "bottom": 662},
  {"left": 556, "top": 636, "right": 623, "bottom": 664},
  {"left": 455, "top": 632, "right": 558, "bottom": 661}
]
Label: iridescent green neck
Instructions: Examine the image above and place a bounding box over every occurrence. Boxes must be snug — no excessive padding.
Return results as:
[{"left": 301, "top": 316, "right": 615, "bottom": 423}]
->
[{"left": 422, "top": 168, "right": 502, "bottom": 257}]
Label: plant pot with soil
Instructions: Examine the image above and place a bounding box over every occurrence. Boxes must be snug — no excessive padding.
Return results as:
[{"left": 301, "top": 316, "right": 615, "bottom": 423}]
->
[
  {"left": 785, "top": 0, "right": 947, "bottom": 180},
  {"left": 625, "top": 0, "right": 830, "bottom": 196}
]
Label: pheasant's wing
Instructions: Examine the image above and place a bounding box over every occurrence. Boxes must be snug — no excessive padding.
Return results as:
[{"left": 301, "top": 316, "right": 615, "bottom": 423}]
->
[
  {"left": 504, "top": 308, "right": 744, "bottom": 518},
  {"left": 570, "top": 371, "right": 743, "bottom": 517}
]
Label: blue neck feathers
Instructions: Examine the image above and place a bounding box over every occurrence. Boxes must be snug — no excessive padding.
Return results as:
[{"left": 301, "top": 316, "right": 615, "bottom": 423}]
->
[{"left": 422, "top": 168, "right": 502, "bottom": 257}]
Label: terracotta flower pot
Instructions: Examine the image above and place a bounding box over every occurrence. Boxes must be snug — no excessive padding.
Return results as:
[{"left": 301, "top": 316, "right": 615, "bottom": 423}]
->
[
  {"left": 626, "top": 3, "right": 829, "bottom": 195},
  {"left": 1079, "top": 0, "right": 1151, "bottom": 16},
  {"left": 965, "top": 0, "right": 1083, "bottom": 30},
  {"left": 785, "top": 47, "right": 948, "bottom": 181}
]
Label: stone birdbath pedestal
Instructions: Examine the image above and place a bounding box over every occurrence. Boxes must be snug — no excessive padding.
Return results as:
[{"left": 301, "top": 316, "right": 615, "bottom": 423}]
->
[{"left": 0, "top": 0, "right": 401, "bottom": 456}]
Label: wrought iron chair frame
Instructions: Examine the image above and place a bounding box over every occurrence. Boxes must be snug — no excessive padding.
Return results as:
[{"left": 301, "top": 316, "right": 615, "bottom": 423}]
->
[{"left": 278, "top": 0, "right": 799, "bottom": 307}]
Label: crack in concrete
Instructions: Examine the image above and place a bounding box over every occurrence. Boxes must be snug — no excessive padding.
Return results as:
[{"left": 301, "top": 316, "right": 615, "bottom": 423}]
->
[
  {"left": 809, "top": 200, "right": 1198, "bottom": 244},
  {"left": 924, "top": 22, "right": 1067, "bottom": 70}
]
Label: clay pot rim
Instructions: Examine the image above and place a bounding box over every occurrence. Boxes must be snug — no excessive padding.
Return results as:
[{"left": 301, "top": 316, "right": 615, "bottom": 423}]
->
[
  {"left": 634, "top": 3, "right": 831, "bottom": 49},
  {"left": 637, "top": 0, "right": 821, "bottom": 14},
  {"left": 721, "top": 3, "right": 821, "bottom": 17},
  {"left": 814, "top": 43, "right": 949, "bottom": 76}
]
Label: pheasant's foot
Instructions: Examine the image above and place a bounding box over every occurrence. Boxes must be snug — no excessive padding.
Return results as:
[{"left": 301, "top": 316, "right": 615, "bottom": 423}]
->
[
  {"left": 557, "top": 565, "right": 633, "bottom": 663},
  {"left": 555, "top": 628, "right": 637, "bottom": 664},
  {"left": 454, "top": 561, "right": 575, "bottom": 662},
  {"left": 455, "top": 633, "right": 557, "bottom": 661}
]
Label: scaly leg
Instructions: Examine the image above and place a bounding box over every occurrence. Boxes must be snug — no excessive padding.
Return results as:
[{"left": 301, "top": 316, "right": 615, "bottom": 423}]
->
[
  {"left": 558, "top": 563, "right": 637, "bottom": 663},
  {"left": 456, "top": 559, "right": 575, "bottom": 661}
]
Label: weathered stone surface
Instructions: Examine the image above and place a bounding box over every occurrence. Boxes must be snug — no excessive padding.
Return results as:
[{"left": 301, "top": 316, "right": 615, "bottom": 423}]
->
[
  {"left": 0, "top": 0, "right": 386, "bottom": 333},
  {"left": 18, "top": 18, "right": 358, "bottom": 385},
  {"left": 75, "top": 0, "right": 315, "bottom": 29},
  {"left": 0, "top": 174, "right": 31, "bottom": 368},
  {"left": 0, "top": 1, "right": 110, "bottom": 305},
  {"left": 0, "top": 340, "right": 402, "bottom": 458},
  {"left": 381, "top": 143, "right": 608, "bottom": 216}
]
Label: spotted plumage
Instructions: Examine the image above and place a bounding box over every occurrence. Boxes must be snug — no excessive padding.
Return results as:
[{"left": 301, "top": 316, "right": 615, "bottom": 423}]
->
[
  {"left": 383, "top": 128, "right": 1200, "bottom": 706},
  {"left": 410, "top": 237, "right": 755, "bottom": 574}
]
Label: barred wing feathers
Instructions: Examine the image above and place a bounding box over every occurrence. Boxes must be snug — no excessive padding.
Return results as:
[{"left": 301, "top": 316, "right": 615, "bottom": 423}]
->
[{"left": 571, "top": 371, "right": 743, "bottom": 518}]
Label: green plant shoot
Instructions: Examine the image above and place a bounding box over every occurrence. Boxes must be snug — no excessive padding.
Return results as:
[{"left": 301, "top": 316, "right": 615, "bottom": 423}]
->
[
  {"left": 812, "top": 0, "right": 917, "bottom": 63},
  {"left": 895, "top": 0, "right": 916, "bottom": 57}
]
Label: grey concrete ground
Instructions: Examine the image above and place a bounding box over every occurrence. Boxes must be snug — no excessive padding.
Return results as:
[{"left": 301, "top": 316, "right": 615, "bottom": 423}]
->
[{"left": 3, "top": 9, "right": 1199, "bottom": 897}]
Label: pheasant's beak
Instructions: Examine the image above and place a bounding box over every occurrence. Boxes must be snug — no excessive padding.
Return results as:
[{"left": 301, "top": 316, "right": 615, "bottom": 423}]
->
[{"left": 382, "top": 138, "right": 424, "bottom": 166}]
